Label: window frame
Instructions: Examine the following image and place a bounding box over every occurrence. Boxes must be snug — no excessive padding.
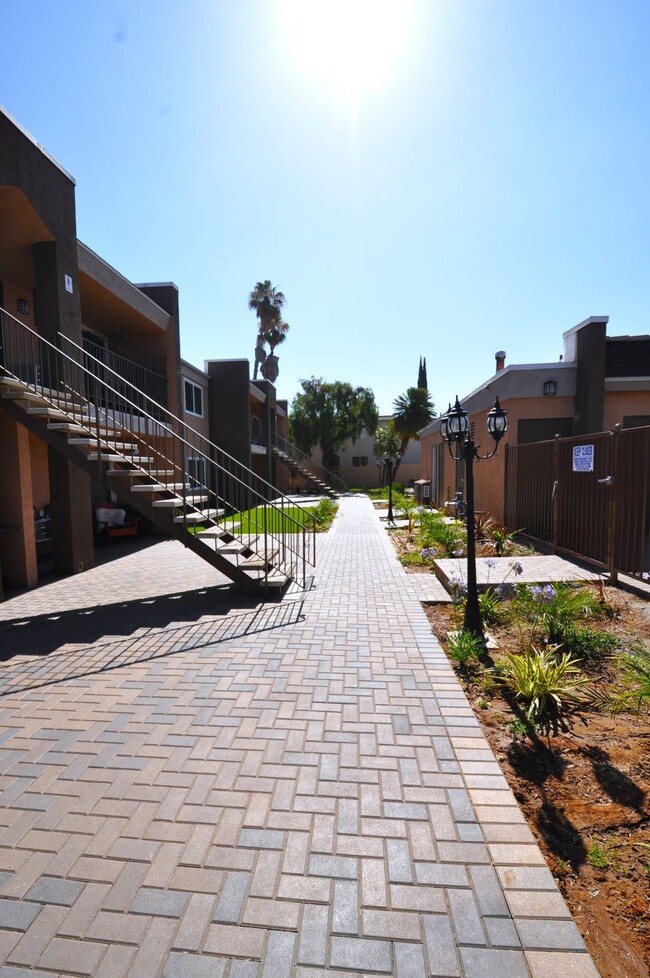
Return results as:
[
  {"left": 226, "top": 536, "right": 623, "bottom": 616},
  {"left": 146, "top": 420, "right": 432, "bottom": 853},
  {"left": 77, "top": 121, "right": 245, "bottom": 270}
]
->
[{"left": 184, "top": 380, "right": 204, "bottom": 418}]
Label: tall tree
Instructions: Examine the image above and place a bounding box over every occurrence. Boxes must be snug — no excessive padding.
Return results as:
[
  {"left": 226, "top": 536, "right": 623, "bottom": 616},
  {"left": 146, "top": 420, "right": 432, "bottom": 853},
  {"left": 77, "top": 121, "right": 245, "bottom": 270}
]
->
[
  {"left": 418, "top": 356, "right": 428, "bottom": 391},
  {"left": 248, "top": 280, "right": 286, "bottom": 379},
  {"left": 392, "top": 386, "right": 435, "bottom": 468},
  {"left": 373, "top": 420, "right": 402, "bottom": 486},
  {"left": 290, "top": 378, "right": 379, "bottom": 474},
  {"left": 264, "top": 320, "right": 290, "bottom": 356},
  {"left": 373, "top": 419, "right": 402, "bottom": 460}
]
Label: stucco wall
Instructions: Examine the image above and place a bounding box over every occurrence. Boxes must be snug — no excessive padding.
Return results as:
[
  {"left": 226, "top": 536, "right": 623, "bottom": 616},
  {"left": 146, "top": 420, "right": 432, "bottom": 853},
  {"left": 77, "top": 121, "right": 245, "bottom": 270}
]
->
[{"left": 603, "top": 389, "right": 650, "bottom": 430}]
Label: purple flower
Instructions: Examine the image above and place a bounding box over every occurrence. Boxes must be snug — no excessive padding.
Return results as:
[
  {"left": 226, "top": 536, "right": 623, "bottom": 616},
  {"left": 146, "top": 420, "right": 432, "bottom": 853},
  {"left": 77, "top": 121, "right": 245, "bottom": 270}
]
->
[
  {"left": 529, "top": 583, "right": 556, "bottom": 604},
  {"left": 452, "top": 548, "right": 465, "bottom": 558},
  {"left": 449, "top": 573, "right": 467, "bottom": 597},
  {"left": 485, "top": 558, "right": 497, "bottom": 568},
  {"left": 420, "top": 547, "right": 435, "bottom": 560},
  {"left": 510, "top": 561, "right": 524, "bottom": 577},
  {"left": 496, "top": 582, "right": 516, "bottom": 600}
]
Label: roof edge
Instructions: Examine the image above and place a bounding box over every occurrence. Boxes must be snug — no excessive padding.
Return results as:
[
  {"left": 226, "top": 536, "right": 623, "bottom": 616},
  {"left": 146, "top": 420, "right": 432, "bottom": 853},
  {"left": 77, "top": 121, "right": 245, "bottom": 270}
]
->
[{"left": 0, "top": 104, "right": 76, "bottom": 184}]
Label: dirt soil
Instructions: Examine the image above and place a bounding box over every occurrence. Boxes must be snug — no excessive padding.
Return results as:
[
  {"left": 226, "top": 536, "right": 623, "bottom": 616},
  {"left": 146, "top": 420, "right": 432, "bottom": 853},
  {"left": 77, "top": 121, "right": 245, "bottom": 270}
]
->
[{"left": 425, "top": 598, "right": 650, "bottom": 978}]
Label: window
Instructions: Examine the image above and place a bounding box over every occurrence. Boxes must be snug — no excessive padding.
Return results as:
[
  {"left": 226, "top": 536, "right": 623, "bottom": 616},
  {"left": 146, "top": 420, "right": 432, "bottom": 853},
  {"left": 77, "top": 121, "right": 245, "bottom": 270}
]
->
[
  {"left": 184, "top": 380, "right": 203, "bottom": 417},
  {"left": 187, "top": 456, "right": 207, "bottom": 490},
  {"left": 352, "top": 456, "right": 368, "bottom": 467}
]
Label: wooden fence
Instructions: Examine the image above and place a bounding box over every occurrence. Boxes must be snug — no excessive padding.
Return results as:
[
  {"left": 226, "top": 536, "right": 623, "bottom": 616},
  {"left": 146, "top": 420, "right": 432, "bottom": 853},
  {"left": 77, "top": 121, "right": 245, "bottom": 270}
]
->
[{"left": 505, "top": 425, "right": 650, "bottom": 581}]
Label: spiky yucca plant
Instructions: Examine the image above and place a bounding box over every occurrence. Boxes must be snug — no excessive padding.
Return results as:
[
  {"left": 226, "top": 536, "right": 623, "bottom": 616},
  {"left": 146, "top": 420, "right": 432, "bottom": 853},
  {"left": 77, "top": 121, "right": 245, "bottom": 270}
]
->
[
  {"left": 492, "top": 648, "right": 591, "bottom": 723},
  {"left": 615, "top": 641, "right": 650, "bottom": 713}
]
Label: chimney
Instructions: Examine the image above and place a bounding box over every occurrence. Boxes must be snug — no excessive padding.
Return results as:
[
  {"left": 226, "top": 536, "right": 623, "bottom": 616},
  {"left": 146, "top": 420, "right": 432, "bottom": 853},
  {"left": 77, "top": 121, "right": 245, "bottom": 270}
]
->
[{"left": 495, "top": 350, "right": 506, "bottom": 372}]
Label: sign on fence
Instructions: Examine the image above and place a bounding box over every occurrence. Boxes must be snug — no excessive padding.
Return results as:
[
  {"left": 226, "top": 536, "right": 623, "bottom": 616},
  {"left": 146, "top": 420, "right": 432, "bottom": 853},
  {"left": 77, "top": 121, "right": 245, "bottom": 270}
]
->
[{"left": 572, "top": 444, "right": 594, "bottom": 472}]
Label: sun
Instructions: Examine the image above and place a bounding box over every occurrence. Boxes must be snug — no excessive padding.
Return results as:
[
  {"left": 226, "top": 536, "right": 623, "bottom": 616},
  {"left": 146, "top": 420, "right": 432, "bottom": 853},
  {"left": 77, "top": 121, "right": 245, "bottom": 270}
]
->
[{"left": 280, "top": 0, "right": 414, "bottom": 103}]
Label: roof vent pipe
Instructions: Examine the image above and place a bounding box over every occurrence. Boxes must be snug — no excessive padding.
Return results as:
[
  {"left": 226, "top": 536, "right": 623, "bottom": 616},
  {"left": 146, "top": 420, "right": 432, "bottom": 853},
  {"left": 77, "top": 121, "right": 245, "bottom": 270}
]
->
[{"left": 495, "top": 351, "right": 506, "bottom": 372}]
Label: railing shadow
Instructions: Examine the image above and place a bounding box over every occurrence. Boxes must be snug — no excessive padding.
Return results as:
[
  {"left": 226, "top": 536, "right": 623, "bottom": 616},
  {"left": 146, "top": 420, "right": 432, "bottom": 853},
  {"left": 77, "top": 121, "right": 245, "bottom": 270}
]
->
[
  {"left": 0, "top": 597, "right": 306, "bottom": 697},
  {"left": 0, "top": 584, "right": 258, "bottom": 660}
]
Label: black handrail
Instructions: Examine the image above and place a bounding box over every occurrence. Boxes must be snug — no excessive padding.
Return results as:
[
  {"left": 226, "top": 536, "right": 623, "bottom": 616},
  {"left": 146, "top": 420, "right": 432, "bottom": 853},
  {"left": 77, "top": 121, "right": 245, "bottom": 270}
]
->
[
  {"left": 272, "top": 431, "right": 346, "bottom": 493},
  {"left": 0, "top": 309, "right": 315, "bottom": 589}
]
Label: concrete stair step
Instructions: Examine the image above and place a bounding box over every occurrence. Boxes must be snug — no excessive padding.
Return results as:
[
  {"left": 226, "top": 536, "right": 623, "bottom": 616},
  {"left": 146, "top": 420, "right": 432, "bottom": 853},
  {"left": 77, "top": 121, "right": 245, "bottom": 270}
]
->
[
  {"left": 241, "top": 550, "right": 279, "bottom": 570},
  {"left": 151, "top": 497, "right": 184, "bottom": 508},
  {"left": 2, "top": 391, "right": 49, "bottom": 402},
  {"left": 68, "top": 437, "right": 137, "bottom": 452},
  {"left": 176, "top": 507, "right": 224, "bottom": 524},
  {"left": 175, "top": 512, "right": 210, "bottom": 524},
  {"left": 106, "top": 468, "right": 146, "bottom": 477},
  {"left": 91, "top": 455, "right": 126, "bottom": 463},
  {"left": 241, "top": 569, "right": 288, "bottom": 588},
  {"left": 28, "top": 406, "right": 82, "bottom": 420},
  {"left": 48, "top": 422, "right": 112, "bottom": 434},
  {"left": 211, "top": 540, "right": 248, "bottom": 554},
  {"left": 131, "top": 483, "right": 166, "bottom": 493}
]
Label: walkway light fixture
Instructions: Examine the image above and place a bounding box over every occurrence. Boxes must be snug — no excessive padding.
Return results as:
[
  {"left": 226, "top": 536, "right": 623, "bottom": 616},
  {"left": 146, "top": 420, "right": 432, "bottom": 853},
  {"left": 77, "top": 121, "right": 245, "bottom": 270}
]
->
[{"left": 440, "top": 395, "right": 508, "bottom": 646}]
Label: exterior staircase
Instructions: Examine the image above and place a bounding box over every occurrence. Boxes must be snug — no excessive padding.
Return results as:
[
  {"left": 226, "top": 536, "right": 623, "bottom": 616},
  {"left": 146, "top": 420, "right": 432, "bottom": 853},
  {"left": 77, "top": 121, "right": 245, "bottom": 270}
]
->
[
  {"left": 0, "top": 310, "right": 316, "bottom": 596},
  {"left": 272, "top": 432, "right": 345, "bottom": 499}
]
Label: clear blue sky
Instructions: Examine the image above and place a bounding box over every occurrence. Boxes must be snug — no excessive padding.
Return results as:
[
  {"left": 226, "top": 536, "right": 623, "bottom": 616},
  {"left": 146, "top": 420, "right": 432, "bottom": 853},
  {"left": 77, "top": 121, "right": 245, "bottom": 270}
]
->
[{"left": 2, "top": 1, "right": 650, "bottom": 415}]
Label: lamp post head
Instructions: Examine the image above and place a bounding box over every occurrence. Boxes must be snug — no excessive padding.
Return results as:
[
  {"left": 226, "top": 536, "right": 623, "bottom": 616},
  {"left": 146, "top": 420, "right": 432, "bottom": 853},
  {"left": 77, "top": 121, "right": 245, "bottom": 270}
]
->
[
  {"left": 486, "top": 395, "right": 508, "bottom": 446},
  {"left": 444, "top": 396, "right": 469, "bottom": 445}
]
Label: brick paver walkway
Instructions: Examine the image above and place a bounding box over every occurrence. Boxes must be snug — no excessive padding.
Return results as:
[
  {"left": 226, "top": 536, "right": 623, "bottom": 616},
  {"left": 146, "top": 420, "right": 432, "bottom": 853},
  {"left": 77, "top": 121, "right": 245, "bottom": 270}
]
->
[{"left": 0, "top": 496, "right": 600, "bottom": 977}]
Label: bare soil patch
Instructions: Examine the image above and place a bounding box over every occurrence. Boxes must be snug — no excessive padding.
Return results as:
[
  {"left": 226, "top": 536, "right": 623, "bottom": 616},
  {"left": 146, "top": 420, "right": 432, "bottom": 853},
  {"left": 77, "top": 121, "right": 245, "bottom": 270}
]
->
[{"left": 425, "top": 598, "right": 650, "bottom": 978}]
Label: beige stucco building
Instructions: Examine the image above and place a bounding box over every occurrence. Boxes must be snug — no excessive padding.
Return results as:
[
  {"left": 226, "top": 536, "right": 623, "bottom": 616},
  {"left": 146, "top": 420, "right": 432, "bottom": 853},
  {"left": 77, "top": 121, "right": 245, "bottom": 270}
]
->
[{"left": 419, "top": 316, "right": 650, "bottom": 525}]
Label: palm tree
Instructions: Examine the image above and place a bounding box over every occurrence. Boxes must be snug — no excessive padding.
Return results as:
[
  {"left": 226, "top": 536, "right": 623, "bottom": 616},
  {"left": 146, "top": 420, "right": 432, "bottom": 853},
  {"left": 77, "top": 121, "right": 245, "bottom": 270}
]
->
[
  {"left": 248, "top": 280, "right": 286, "bottom": 378},
  {"left": 392, "top": 386, "right": 435, "bottom": 472},
  {"left": 263, "top": 319, "right": 290, "bottom": 355}
]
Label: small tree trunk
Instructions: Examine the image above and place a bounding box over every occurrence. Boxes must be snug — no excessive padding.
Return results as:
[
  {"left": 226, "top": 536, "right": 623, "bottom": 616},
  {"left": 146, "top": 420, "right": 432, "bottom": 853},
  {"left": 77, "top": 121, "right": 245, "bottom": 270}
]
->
[{"left": 393, "top": 435, "right": 410, "bottom": 478}]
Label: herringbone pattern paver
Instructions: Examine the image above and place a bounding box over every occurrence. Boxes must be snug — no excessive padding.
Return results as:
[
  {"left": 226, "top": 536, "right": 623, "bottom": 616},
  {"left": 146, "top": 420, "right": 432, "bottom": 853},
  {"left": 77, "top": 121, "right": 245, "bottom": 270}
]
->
[{"left": 0, "top": 497, "right": 601, "bottom": 976}]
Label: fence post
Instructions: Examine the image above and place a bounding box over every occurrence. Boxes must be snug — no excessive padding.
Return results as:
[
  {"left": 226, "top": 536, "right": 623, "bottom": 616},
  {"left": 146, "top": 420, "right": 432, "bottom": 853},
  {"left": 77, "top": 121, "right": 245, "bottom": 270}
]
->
[
  {"left": 607, "top": 424, "right": 620, "bottom": 583},
  {"left": 552, "top": 435, "right": 560, "bottom": 554}
]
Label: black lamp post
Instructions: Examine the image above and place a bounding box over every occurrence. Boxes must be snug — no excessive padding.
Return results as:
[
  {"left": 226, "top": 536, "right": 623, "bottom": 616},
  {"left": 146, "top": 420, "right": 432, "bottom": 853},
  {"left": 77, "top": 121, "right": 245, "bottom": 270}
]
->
[
  {"left": 383, "top": 450, "right": 401, "bottom": 524},
  {"left": 440, "top": 395, "right": 508, "bottom": 646}
]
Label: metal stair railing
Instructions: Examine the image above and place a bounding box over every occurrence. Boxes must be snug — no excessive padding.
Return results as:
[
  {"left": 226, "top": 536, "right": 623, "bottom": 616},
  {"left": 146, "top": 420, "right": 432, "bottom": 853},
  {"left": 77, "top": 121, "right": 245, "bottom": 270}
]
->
[
  {"left": 0, "top": 308, "right": 316, "bottom": 590},
  {"left": 81, "top": 337, "right": 168, "bottom": 417},
  {"left": 272, "top": 431, "right": 346, "bottom": 494}
]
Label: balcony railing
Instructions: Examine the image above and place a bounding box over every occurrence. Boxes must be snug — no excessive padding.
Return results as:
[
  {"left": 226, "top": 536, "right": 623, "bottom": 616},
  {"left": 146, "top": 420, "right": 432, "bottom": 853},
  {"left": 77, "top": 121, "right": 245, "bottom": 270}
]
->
[{"left": 82, "top": 337, "right": 168, "bottom": 419}]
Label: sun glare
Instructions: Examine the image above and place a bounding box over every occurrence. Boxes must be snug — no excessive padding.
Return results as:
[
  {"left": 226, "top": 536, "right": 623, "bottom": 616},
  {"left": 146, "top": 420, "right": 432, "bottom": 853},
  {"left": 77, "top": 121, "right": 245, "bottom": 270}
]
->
[{"left": 281, "top": 0, "right": 413, "bottom": 102}]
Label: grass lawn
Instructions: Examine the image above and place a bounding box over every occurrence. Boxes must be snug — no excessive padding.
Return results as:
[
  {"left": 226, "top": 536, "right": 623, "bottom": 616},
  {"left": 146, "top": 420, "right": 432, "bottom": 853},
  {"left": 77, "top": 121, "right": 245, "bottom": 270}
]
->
[{"left": 220, "top": 504, "right": 317, "bottom": 535}]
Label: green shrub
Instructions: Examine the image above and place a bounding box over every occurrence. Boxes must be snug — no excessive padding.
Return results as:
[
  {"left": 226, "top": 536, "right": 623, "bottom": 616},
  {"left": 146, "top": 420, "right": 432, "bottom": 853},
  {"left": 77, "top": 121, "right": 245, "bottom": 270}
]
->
[
  {"left": 312, "top": 498, "right": 338, "bottom": 530},
  {"left": 491, "top": 647, "right": 591, "bottom": 723},
  {"left": 513, "top": 583, "right": 605, "bottom": 648},
  {"left": 490, "top": 524, "right": 520, "bottom": 556},
  {"left": 447, "top": 630, "right": 484, "bottom": 667},
  {"left": 399, "top": 550, "right": 430, "bottom": 568},
  {"left": 479, "top": 588, "right": 509, "bottom": 627},
  {"left": 614, "top": 640, "right": 650, "bottom": 713},
  {"left": 417, "top": 510, "right": 466, "bottom": 556},
  {"left": 587, "top": 839, "right": 609, "bottom": 868},
  {"left": 565, "top": 628, "right": 619, "bottom": 661}
]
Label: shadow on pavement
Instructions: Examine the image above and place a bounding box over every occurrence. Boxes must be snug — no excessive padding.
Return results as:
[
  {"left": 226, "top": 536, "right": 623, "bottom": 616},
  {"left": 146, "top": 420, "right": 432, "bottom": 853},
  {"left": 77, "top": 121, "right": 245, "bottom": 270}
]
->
[
  {"left": 0, "top": 584, "right": 258, "bottom": 660},
  {"left": 0, "top": 597, "right": 306, "bottom": 697}
]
